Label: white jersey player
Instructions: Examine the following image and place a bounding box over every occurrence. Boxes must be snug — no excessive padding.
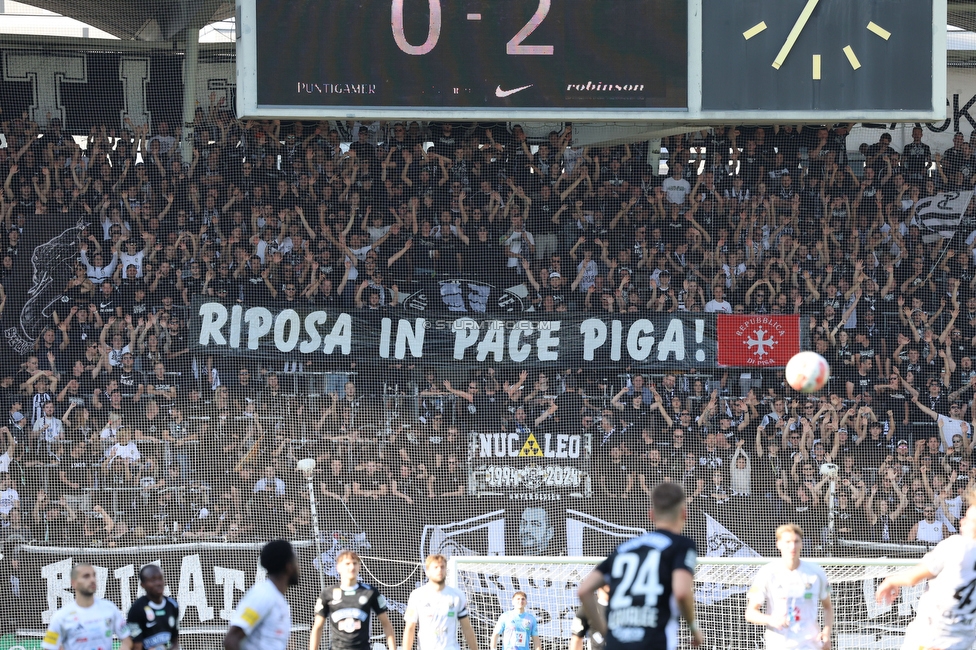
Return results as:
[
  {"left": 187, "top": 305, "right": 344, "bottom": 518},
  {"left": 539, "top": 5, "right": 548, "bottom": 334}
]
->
[
  {"left": 225, "top": 539, "right": 300, "bottom": 650},
  {"left": 877, "top": 495, "right": 976, "bottom": 650},
  {"left": 41, "top": 563, "right": 132, "bottom": 650},
  {"left": 402, "top": 554, "right": 479, "bottom": 650},
  {"left": 745, "top": 524, "right": 833, "bottom": 650}
]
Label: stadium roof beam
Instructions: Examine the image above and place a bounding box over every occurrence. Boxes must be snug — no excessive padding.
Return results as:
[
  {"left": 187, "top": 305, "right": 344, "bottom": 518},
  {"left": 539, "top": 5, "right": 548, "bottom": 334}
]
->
[
  {"left": 10, "top": 1, "right": 226, "bottom": 166},
  {"left": 12, "top": 0, "right": 232, "bottom": 41},
  {"left": 950, "top": 0, "right": 976, "bottom": 32},
  {"left": 15, "top": 0, "right": 974, "bottom": 43}
]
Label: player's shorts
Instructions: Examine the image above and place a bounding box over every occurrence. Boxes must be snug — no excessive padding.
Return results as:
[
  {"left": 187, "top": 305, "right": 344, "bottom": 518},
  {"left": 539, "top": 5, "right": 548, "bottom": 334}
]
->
[{"left": 902, "top": 619, "right": 976, "bottom": 650}]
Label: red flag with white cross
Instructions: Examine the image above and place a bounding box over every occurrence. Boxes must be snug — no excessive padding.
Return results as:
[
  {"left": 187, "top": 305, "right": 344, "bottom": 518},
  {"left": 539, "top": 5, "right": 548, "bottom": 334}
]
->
[{"left": 716, "top": 315, "right": 801, "bottom": 367}]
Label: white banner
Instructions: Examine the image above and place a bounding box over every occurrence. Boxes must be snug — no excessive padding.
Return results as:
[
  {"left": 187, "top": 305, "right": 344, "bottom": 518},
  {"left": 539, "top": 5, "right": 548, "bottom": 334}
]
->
[
  {"left": 913, "top": 190, "right": 974, "bottom": 243},
  {"left": 697, "top": 513, "right": 761, "bottom": 605}
]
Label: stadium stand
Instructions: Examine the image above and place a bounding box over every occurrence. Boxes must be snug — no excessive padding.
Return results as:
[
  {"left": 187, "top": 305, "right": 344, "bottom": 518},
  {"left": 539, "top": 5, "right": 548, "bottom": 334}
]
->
[{"left": 2, "top": 106, "right": 975, "bottom": 643}]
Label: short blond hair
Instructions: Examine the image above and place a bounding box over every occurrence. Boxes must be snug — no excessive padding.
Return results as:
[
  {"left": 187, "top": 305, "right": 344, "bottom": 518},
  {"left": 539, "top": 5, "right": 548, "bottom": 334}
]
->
[
  {"left": 776, "top": 523, "right": 804, "bottom": 541},
  {"left": 425, "top": 554, "right": 447, "bottom": 569}
]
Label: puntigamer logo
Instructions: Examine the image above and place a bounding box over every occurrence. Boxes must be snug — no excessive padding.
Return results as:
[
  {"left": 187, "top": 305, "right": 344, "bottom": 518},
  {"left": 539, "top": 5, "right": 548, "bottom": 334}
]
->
[{"left": 297, "top": 83, "right": 377, "bottom": 94}]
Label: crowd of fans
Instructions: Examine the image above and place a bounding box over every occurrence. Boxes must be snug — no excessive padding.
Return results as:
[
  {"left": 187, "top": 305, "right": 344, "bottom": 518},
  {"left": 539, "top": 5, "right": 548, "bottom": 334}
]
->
[{"left": 0, "top": 112, "right": 974, "bottom": 555}]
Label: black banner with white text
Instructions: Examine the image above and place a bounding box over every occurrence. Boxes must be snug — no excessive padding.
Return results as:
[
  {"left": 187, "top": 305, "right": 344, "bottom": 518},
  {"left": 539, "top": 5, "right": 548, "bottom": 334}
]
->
[{"left": 189, "top": 301, "right": 719, "bottom": 371}]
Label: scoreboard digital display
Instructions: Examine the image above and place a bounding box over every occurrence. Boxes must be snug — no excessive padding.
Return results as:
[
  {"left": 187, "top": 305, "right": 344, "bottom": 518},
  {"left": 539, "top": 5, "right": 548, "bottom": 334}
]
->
[{"left": 241, "top": 0, "right": 687, "bottom": 119}]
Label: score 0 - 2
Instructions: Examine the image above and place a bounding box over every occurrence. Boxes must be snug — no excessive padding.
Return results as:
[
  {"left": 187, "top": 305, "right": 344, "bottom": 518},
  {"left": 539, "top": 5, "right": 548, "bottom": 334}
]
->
[{"left": 391, "top": 0, "right": 555, "bottom": 56}]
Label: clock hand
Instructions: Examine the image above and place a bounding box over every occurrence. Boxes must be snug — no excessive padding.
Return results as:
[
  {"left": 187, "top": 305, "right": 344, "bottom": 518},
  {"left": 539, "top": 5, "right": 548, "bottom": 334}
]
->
[{"left": 772, "top": 0, "right": 821, "bottom": 70}]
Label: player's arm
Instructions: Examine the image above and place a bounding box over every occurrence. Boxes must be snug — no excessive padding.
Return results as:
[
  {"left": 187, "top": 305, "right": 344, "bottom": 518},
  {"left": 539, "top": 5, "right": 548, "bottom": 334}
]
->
[
  {"left": 40, "top": 617, "right": 62, "bottom": 650},
  {"left": 113, "top": 607, "right": 133, "bottom": 650},
  {"left": 568, "top": 610, "right": 588, "bottom": 650},
  {"left": 576, "top": 568, "right": 608, "bottom": 637},
  {"left": 309, "top": 592, "right": 328, "bottom": 650},
  {"left": 125, "top": 632, "right": 142, "bottom": 650},
  {"left": 401, "top": 597, "right": 418, "bottom": 650},
  {"left": 308, "top": 613, "right": 327, "bottom": 650},
  {"left": 224, "top": 626, "right": 247, "bottom": 650},
  {"left": 460, "top": 614, "right": 479, "bottom": 650},
  {"left": 402, "top": 621, "right": 417, "bottom": 650},
  {"left": 225, "top": 595, "right": 269, "bottom": 650},
  {"left": 673, "top": 568, "right": 703, "bottom": 647},
  {"left": 745, "top": 596, "right": 786, "bottom": 628},
  {"left": 819, "top": 594, "right": 834, "bottom": 648},
  {"left": 170, "top": 604, "right": 180, "bottom": 650},
  {"left": 876, "top": 563, "right": 938, "bottom": 604},
  {"left": 489, "top": 621, "right": 501, "bottom": 650},
  {"left": 377, "top": 611, "right": 396, "bottom": 650},
  {"left": 125, "top": 600, "right": 145, "bottom": 650}
]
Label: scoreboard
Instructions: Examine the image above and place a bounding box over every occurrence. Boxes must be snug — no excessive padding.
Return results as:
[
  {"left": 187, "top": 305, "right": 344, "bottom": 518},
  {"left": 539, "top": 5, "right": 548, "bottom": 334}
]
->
[{"left": 236, "top": 0, "right": 946, "bottom": 122}]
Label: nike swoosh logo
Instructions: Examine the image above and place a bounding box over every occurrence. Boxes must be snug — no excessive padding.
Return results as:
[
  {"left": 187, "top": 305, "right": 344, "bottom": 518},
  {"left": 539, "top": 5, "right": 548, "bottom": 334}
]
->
[{"left": 495, "top": 84, "right": 533, "bottom": 98}]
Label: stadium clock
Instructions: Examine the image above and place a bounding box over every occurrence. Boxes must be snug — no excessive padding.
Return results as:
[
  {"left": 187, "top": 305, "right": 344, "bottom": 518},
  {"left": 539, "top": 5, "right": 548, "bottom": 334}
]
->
[
  {"left": 250, "top": 0, "right": 687, "bottom": 112},
  {"left": 700, "top": 0, "right": 937, "bottom": 113}
]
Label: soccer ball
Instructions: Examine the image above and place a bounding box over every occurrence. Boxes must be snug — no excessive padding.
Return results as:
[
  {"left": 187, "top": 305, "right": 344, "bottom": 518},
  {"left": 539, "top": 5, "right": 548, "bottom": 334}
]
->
[{"left": 785, "top": 351, "right": 831, "bottom": 393}]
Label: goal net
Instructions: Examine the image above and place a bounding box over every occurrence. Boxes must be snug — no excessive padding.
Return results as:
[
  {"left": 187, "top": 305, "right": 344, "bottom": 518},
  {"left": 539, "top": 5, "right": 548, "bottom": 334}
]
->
[{"left": 448, "top": 556, "right": 926, "bottom": 650}]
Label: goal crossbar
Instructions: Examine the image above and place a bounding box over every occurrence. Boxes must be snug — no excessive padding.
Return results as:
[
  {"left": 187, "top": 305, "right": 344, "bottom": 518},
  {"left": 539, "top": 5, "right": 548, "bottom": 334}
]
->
[{"left": 448, "top": 555, "right": 919, "bottom": 578}]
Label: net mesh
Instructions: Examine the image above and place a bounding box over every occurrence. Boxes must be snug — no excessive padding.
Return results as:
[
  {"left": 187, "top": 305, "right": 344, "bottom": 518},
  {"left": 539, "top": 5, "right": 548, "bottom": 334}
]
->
[
  {"left": 451, "top": 557, "right": 924, "bottom": 650},
  {"left": 0, "top": 5, "right": 970, "bottom": 649}
]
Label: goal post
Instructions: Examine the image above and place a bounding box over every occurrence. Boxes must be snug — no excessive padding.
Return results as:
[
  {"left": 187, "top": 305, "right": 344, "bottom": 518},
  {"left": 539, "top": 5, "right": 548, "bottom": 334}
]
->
[{"left": 447, "top": 555, "right": 925, "bottom": 650}]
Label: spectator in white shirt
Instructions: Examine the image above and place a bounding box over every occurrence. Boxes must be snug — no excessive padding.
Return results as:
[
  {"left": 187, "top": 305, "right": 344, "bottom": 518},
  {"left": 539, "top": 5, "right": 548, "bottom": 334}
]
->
[
  {"left": 0, "top": 476, "right": 19, "bottom": 522},
  {"left": 32, "top": 401, "right": 63, "bottom": 443},
  {"left": 501, "top": 215, "right": 535, "bottom": 280},
  {"left": 103, "top": 428, "right": 140, "bottom": 482},
  {"left": 704, "top": 286, "right": 733, "bottom": 313},
  {"left": 662, "top": 163, "right": 691, "bottom": 206},
  {"left": 117, "top": 232, "right": 154, "bottom": 278},
  {"left": 79, "top": 245, "right": 118, "bottom": 283}
]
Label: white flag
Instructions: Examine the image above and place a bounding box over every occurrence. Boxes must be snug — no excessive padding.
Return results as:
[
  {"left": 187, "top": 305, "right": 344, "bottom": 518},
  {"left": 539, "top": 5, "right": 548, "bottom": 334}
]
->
[
  {"left": 697, "top": 513, "right": 761, "bottom": 605},
  {"left": 914, "top": 190, "right": 973, "bottom": 243},
  {"left": 419, "top": 510, "right": 506, "bottom": 560}
]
